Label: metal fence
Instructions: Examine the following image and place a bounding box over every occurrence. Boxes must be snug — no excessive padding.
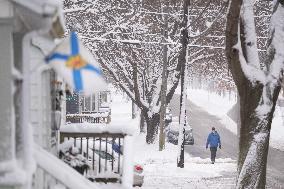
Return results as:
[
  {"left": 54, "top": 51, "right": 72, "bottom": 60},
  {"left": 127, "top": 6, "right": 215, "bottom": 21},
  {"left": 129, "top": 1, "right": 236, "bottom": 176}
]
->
[{"left": 60, "top": 132, "right": 125, "bottom": 183}]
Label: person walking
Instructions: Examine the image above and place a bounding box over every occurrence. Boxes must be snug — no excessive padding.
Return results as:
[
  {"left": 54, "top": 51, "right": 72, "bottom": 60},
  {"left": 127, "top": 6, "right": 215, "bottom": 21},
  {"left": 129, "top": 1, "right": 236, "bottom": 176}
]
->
[{"left": 206, "top": 127, "right": 221, "bottom": 164}]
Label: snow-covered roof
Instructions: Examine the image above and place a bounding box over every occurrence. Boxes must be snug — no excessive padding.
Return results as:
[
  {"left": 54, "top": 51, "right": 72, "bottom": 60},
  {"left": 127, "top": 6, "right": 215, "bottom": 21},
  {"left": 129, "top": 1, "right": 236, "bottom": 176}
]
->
[
  {"left": 60, "top": 122, "right": 136, "bottom": 136},
  {"left": 12, "top": 0, "right": 62, "bottom": 16},
  {"left": 11, "top": 0, "right": 65, "bottom": 37}
]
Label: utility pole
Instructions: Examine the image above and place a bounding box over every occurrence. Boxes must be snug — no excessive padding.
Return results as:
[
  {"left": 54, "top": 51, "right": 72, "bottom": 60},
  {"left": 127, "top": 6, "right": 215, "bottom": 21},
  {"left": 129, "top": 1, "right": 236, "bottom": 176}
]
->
[{"left": 159, "top": 2, "right": 168, "bottom": 151}]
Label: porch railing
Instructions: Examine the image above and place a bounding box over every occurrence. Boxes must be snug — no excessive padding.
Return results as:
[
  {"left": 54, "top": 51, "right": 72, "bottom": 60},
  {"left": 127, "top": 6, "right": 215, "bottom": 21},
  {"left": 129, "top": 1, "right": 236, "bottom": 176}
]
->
[{"left": 33, "top": 144, "right": 100, "bottom": 189}]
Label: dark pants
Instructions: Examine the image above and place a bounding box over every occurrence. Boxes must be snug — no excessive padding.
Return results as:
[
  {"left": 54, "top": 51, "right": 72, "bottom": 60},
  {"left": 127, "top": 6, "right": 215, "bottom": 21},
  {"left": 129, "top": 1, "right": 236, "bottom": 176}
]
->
[{"left": 210, "top": 147, "right": 217, "bottom": 163}]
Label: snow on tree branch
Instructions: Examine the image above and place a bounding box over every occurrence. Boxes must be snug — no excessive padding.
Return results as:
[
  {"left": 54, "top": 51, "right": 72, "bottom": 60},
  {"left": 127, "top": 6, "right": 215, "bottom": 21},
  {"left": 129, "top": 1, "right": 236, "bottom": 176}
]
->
[
  {"left": 240, "top": 0, "right": 261, "bottom": 68},
  {"left": 233, "top": 40, "right": 266, "bottom": 84},
  {"left": 188, "top": 1, "right": 228, "bottom": 39}
]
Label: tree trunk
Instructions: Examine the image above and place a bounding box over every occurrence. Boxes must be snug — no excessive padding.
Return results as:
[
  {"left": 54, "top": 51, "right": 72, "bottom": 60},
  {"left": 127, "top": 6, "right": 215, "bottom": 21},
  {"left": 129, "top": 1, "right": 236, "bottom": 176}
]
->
[
  {"left": 159, "top": 4, "right": 169, "bottom": 151},
  {"left": 140, "top": 113, "right": 146, "bottom": 133},
  {"left": 145, "top": 113, "right": 160, "bottom": 144},
  {"left": 225, "top": 0, "right": 283, "bottom": 187},
  {"left": 132, "top": 100, "right": 136, "bottom": 119},
  {"left": 236, "top": 84, "right": 280, "bottom": 188}
]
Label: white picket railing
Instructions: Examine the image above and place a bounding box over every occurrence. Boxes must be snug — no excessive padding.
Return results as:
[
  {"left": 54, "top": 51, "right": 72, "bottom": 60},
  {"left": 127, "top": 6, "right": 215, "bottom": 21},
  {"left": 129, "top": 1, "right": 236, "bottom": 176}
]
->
[{"left": 33, "top": 145, "right": 100, "bottom": 189}]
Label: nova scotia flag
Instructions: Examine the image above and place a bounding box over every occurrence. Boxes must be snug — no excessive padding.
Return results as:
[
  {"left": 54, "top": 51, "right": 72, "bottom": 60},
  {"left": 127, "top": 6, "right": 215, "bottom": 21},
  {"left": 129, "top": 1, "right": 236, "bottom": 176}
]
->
[{"left": 45, "top": 31, "right": 107, "bottom": 94}]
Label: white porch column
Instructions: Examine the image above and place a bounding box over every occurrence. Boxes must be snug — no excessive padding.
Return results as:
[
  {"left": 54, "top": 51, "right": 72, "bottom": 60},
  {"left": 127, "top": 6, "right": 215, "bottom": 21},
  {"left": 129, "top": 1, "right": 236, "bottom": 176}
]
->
[
  {"left": 0, "top": 19, "right": 14, "bottom": 166},
  {"left": 0, "top": 1, "right": 18, "bottom": 188},
  {"left": 0, "top": 18, "right": 15, "bottom": 165}
]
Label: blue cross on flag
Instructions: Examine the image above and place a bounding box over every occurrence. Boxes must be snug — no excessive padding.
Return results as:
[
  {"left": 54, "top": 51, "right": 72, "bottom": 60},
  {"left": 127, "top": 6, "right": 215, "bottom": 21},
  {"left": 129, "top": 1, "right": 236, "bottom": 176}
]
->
[{"left": 45, "top": 31, "right": 107, "bottom": 94}]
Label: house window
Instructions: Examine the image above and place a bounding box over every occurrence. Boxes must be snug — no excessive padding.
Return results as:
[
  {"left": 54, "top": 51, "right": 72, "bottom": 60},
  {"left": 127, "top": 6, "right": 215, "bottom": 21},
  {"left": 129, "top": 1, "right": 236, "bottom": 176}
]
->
[{"left": 81, "top": 94, "right": 96, "bottom": 112}]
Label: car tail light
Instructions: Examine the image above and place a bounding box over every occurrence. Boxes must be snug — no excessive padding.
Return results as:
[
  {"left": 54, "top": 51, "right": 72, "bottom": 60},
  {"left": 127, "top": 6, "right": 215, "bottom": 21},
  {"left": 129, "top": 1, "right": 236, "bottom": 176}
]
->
[{"left": 135, "top": 165, "right": 143, "bottom": 171}]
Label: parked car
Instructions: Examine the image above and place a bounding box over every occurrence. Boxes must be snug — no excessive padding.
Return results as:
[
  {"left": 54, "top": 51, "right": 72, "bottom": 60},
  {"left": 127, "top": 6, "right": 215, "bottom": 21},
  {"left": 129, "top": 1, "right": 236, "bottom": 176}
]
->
[{"left": 166, "top": 119, "right": 194, "bottom": 145}]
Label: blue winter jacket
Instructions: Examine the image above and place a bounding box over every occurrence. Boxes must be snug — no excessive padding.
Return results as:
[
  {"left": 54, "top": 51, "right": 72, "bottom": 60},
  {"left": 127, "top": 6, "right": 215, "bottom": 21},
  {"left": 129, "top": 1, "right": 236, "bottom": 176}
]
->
[{"left": 206, "top": 131, "right": 221, "bottom": 148}]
